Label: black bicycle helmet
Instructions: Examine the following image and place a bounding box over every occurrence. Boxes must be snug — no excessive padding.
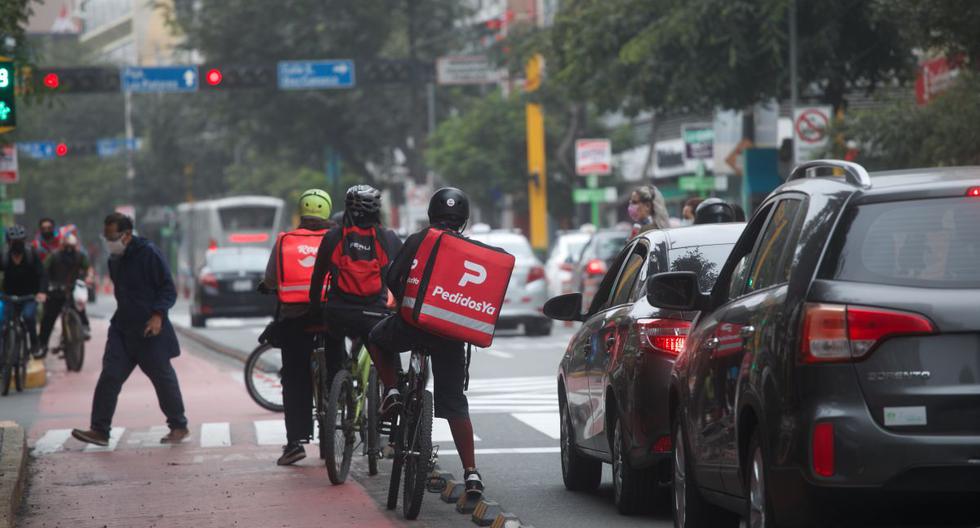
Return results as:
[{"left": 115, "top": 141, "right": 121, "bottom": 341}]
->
[
  {"left": 5, "top": 225, "right": 26, "bottom": 242},
  {"left": 345, "top": 185, "right": 382, "bottom": 224},
  {"left": 428, "top": 187, "right": 469, "bottom": 230},
  {"left": 694, "top": 198, "right": 737, "bottom": 224}
]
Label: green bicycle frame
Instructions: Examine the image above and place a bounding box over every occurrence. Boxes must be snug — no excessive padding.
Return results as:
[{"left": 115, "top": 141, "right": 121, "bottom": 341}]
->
[{"left": 352, "top": 344, "right": 372, "bottom": 421}]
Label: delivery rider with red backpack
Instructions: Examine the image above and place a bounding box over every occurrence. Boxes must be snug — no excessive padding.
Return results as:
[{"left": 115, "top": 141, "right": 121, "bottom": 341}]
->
[
  {"left": 262, "top": 188, "right": 341, "bottom": 466},
  {"left": 368, "top": 187, "right": 488, "bottom": 497},
  {"left": 307, "top": 185, "right": 403, "bottom": 385}
]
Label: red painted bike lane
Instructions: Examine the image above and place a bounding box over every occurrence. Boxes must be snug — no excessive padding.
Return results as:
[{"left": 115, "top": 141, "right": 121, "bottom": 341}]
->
[{"left": 19, "top": 319, "right": 401, "bottom": 528}]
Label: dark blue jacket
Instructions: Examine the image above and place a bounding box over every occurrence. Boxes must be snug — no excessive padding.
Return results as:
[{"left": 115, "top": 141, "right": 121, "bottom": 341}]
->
[{"left": 108, "top": 236, "right": 180, "bottom": 357}]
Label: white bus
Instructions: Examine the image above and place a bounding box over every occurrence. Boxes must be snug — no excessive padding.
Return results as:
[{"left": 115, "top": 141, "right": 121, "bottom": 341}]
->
[{"left": 176, "top": 196, "right": 286, "bottom": 296}]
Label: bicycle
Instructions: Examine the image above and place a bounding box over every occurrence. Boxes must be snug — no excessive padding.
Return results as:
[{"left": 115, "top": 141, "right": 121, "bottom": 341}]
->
[
  {"left": 1, "top": 294, "right": 36, "bottom": 396},
  {"left": 244, "top": 341, "right": 284, "bottom": 412},
  {"left": 48, "top": 281, "right": 86, "bottom": 372},
  {"left": 385, "top": 345, "right": 436, "bottom": 520}
]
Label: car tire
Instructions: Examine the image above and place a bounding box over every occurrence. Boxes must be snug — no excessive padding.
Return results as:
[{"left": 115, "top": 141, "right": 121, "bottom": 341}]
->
[
  {"left": 191, "top": 314, "right": 206, "bottom": 328},
  {"left": 672, "top": 418, "right": 740, "bottom": 528},
  {"left": 525, "top": 320, "right": 553, "bottom": 337},
  {"left": 560, "top": 398, "right": 601, "bottom": 492},
  {"left": 612, "top": 417, "right": 656, "bottom": 515},
  {"left": 746, "top": 431, "right": 776, "bottom": 528}
]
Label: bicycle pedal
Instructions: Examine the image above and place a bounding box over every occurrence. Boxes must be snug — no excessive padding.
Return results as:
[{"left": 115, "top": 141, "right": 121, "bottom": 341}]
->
[{"left": 425, "top": 476, "right": 447, "bottom": 493}]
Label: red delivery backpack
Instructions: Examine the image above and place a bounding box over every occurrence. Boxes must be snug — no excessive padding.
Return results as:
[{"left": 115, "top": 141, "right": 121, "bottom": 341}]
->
[
  {"left": 276, "top": 228, "right": 328, "bottom": 304},
  {"left": 330, "top": 225, "right": 389, "bottom": 304},
  {"left": 400, "top": 228, "right": 515, "bottom": 347}
]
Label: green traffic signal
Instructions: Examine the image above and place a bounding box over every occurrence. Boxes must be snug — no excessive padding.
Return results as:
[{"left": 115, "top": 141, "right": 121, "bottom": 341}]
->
[{"left": 0, "top": 58, "right": 15, "bottom": 132}]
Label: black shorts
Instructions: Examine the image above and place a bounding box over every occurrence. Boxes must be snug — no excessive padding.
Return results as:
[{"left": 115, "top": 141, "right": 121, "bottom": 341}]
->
[{"left": 369, "top": 315, "right": 469, "bottom": 420}]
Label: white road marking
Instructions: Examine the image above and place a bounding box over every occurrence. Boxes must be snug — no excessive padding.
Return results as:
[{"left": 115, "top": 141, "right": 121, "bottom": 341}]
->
[
  {"left": 254, "top": 420, "right": 286, "bottom": 446},
  {"left": 84, "top": 427, "right": 125, "bottom": 452},
  {"left": 481, "top": 349, "right": 515, "bottom": 359},
  {"left": 33, "top": 429, "right": 72, "bottom": 455},
  {"left": 124, "top": 425, "right": 171, "bottom": 448},
  {"left": 511, "top": 413, "right": 560, "bottom": 440},
  {"left": 439, "top": 447, "right": 561, "bottom": 456},
  {"left": 200, "top": 422, "right": 231, "bottom": 448},
  {"left": 432, "top": 419, "right": 481, "bottom": 443}
]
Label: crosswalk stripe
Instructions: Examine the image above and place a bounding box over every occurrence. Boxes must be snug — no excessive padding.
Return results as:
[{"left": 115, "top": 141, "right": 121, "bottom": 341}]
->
[
  {"left": 84, "top": 427, "right": 125, "bottom": 452},
  {"left": 124, "top": 426, "right": 171, "bottom": 448},
  {"left": 254, "top": 420, "right": 286, "bottom": 446},
  {"left": 432, "top": 419, "right": 480, "bottom": 443},
  {"left": 200, "top": 422, "right": 231, "bottom": 448},
  {"left": 511, "top": 413, "right": 560, "bottom": 440},
  {"left": 33, "top": 429, "right": 72, "bottom": 455}
]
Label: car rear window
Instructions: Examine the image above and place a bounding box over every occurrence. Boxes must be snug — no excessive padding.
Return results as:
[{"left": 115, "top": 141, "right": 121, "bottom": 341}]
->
[
  {"left": 209, "top": 251, "right": 269, "bottom": 272},
  {"left": 473, "top": 236, "right": 534, "bottom": 258},
  {"left": 826, "top": 196, "right": 980, "bottom": 288},
  {"left": 669, "top": 244, "right": 735, "bottom": 292},
  {"left": 219, "top": 206, "right": 277, "bottom": 231},
  {"left": 597, "top": 234, "right": 628, "bottom": 259}
]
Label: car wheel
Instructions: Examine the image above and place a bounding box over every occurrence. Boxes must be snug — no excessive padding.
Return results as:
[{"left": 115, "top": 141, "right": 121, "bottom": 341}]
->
[
  {"left": 612, "top": 417, "right": 656, "bottom": 515},
  {"left": 525, "top": 320, "right": 552, "bottom": 337},
  {"left": 191, "top": 314, "right": 206, "bottom": 328},
  {"left": 672, "top": 418, "right": 740, "bottom": 528},
  {"left": 560, "top": 397, "right": 601, "bottom": 491},
  {"left": 747, "top": 431, "right": 776, "bottom": 528}
]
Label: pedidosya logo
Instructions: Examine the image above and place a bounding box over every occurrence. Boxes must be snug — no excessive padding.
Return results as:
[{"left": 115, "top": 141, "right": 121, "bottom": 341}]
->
[
  {"left": 297, "top": 244, "right": 318, "bottom": 268},
  {"left": 430, "top": 261, "right": 496, "bottom": 316}
]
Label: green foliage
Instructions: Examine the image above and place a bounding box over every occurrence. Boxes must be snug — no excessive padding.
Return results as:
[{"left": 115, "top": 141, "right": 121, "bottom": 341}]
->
[
  {"left": 838, "top": 73, "right": 980, "bottom": 169},
  {"left": 875, "top": 0, "right": 980, "bottom": 63}
]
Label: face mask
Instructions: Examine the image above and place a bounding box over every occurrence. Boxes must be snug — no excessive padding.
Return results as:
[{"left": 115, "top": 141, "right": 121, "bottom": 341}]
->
[
  {"left": 105, "top": 237, "right": 127, "bottom": 256},
  {"left": 41, "top": 230, "right": 55, "bottom": 240},
  {"left": 627, "top": 203, "right": 641, "bottom": 221}
]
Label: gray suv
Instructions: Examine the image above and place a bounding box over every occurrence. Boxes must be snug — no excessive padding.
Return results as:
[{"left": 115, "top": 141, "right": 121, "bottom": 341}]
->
[{"left": 647, "top": 161, "right": 980, "bottom": 527}]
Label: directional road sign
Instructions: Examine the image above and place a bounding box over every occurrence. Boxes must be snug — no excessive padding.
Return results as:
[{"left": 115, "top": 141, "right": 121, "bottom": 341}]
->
[
  {"left": 17, "top": 141, "right": 56, "bottom": 160},
  {"left": 97, "top": 138, "right": 142, "bottom": 158},
  {"left": 277, "top": 60, "right": 355, "bottom": 90},
  {"left": 572, "top": 186, "right": 617, "bottom": 204},
  {"left": 121, "top": 66, "right": 199, "bottom": 93}
]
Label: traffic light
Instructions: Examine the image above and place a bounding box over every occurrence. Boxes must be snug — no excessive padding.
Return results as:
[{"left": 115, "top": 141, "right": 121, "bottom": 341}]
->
[
  {"left": 55, "top": 142, "right": 68, "bottom": 157},
  {"left": 360, "top": 59, "right": 433, "bottom": 84},
  {"left": 34, "top": 67, "right": 119, "bottom": 93},
  {"left": 0, "top": 57, "right": 16, "bottom": 133},
  {"left": 199, "top": 64, "right": 275, "bottom": 90}
]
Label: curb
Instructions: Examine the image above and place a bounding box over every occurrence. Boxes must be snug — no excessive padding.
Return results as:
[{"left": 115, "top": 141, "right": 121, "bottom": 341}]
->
[
  {"left": 173, "top": 324, "right": 250, "bottom": 364},
  {"left": 0, "top": 421, "right": 27, "bottom": 528}
]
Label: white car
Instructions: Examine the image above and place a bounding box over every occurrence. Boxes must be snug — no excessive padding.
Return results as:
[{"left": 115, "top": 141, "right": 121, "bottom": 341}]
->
[
  {"left": 468, "top": 226, "right": 552, "bottom": 336},
  {"left": 545, "top": 230, "right": 593, "bottom": 299}
]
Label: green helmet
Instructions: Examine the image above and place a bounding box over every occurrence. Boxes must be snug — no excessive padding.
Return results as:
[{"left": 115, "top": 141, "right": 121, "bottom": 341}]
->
[{"left": 298, "top": 189, "right": 332, "bottom": 219}]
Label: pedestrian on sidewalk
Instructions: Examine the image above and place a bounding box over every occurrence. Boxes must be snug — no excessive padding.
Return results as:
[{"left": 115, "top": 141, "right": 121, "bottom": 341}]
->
[{"left": 72, "top": 213, "right": 189, "bottom": 447}]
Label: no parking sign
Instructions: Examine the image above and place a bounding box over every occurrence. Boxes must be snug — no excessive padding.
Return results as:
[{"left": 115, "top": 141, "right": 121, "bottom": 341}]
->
[{"left": 793, "top": 106, "right": 832, "bottom": 164}]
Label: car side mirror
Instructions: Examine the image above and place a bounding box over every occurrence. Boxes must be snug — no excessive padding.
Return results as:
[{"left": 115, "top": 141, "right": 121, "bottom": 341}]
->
[
  {"left": 543, "top": 293, "right": 584, "bottom": 322},
  {"left": 646, "top": 271, "right": 707, "bottom": 311}
]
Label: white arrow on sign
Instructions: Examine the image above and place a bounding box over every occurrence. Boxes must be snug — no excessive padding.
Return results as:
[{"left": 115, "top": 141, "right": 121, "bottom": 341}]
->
[
  {"left": 333, "top": 63, "right": 349, "bottom": 75},
  {"left": 183, "top": 69, "right": 196, "bottom": 87}
]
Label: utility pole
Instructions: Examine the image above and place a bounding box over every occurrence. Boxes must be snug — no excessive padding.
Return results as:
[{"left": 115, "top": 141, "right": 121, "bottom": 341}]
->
[
  {"left": 525, "top": 54, "right": 547, "bottom": 252},
  {"left": 789, "top": 0, "right": 798, "bottom": 112},
  {"left": 124, "top": 90, "right": 135, "bottom": 203}
]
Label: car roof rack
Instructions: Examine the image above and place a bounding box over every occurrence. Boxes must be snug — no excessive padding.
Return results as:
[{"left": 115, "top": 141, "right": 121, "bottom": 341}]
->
[{"left": 788, "top": 159, "right": 872, "bottom": 189}]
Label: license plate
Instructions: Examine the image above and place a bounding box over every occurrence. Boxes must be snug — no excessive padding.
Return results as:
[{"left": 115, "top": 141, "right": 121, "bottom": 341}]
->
[{"left": 232, "top": 280, "right": 252, "bottom": 292}]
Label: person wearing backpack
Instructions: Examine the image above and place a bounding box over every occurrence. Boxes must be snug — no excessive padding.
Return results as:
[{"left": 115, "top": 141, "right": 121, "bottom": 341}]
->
[
  {"left": 368, "top": 187, "right": 485, "bottom": 497},
  {"left": 307, "top": 184, "right": 402, "bottom": 391},
  {"left": 261, "top": 188, "right": 338, "bottom": 466}
]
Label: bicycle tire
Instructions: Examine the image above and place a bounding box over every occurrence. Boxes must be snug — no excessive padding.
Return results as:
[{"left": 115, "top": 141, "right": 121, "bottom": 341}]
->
[
  {"left": 14, "top": 327, "right": 25, "bottom": 392},
  {"left": 386, "top": 409, "right": 404, "bottom": 510},
  {"left": 324, "top": 370, "right": 356, "bottom": 485},
  {"left": 63, "top": 311, "right": 84, "bottom": 372},
  {"left": 1, "top": 325, "right": 14, "bottom": 396},
  {"left": 244, "top": 344, "right": 284, "bottom": 412},
  {"left": 403, "top": 390, "right": 433, "bottom": 520},
  {"left": 367, "top": 367, "right": 380, "bottom": 476}
]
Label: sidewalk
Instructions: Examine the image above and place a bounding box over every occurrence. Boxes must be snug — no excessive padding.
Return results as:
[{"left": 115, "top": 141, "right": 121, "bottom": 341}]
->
[{"left": 19, "top": 318, "right": 402, "bottom": 528}]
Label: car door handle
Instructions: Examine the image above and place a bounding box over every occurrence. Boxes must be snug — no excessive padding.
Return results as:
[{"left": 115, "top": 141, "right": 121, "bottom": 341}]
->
[
  {"left": 705, "top": 337, "right": 719, "bottom": 351},
  {"left": 604, "top": 333, "right": 617, "bottom": 350},
  {"left": 740, "top": 325, "right": 756, "bottom": 338}
]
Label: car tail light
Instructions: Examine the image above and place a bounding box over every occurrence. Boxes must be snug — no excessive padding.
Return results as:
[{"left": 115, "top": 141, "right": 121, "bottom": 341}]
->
[
  {"left": 967, "top": 186, "right": 980, "bottom": 197},
  {"left": 812, "top": 422, "right": 835, "bottom": 477},
  {"left": 208, "top": 239, "right": 218, "bottom": 252},
  {"left": 527, "top": 266, "right": 546, "bottom": 283},
  {"left": 200, "top": 273, "right": 219, "bottom": 289},
  {"left": 637, "top": 318, "right": 692, "bottom": 357},
  {"left": 801, "top": 303, "right": 935, "bottom": 363},
  {"left": 651, "top": 435, "right": 672, "bottom": 453},
  {"left": 585, "top": 259, "right": 606, "bottom": 276},
  {"left": 229, "top": 232, "right": 269, "bottom": 243}
]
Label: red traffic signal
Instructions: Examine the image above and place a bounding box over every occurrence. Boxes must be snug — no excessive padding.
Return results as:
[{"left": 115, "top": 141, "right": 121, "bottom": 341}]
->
[
  {"left": 205, "top": 68, "right": 223, "bottom": 86},
  {"left": 55, "top": 143, "right": 68, "bottom": 157},
  {"left": 43, "top": 73, "right": 60, "bottom": 89}
]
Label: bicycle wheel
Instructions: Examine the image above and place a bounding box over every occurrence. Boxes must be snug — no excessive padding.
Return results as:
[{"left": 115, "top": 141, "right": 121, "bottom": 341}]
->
[
  {"left": 403, "top": 390, "right": 433, "bottom": 520},
  {"left": 366, "top": 366, "right": 380, "bottom": 476},
  {"left": 323, "top": 370, "right": 356, "bottom": 485},
  {"left": 63, "top": 311, "right": 84, "bottom": 372},
  {"left": 244, "top": 344, "right": 284, "bottom": 412},
  {"left": 1, "top": 325, "right": 13, "bottom": 396},
  {"left": 14, "top": 327, "right": 26, "bottom": 392}
]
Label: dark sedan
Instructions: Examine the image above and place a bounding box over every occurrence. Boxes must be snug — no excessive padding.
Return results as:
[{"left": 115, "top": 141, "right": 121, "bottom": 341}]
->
[
  {"left": 190, "top": 246, "right": 276, "bottom": 327},
  {"left": 545, "top": 223, "right": 743, "bottom": 514}
]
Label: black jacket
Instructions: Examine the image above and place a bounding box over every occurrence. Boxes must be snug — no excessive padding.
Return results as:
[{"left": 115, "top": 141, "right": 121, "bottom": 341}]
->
[
  {"left": 386, "top": 229, "right": 425, "bottom": 304},
  {"left": 309, "top": 223, "right": 403, "bottom": 311},
  {"left": 109, "top": 236, "right": 177, "bottom": 332},
  {"left": 1, "top": 248, "right": 47, "bottom": 296}
]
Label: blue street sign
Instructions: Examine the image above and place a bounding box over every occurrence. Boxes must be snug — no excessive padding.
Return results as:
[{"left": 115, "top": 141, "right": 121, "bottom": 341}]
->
[
  {"left": 277, "top": 60, "right": 355, "bottom": 90},
  {"left": 121, "top": 66, "right": 198, "bottom": 93},
  {"left": 96, "top": 138, "right": 142, "bottom": 158},
  {"left": 17, "top": 141, "right": 56, "bottom": 160}
]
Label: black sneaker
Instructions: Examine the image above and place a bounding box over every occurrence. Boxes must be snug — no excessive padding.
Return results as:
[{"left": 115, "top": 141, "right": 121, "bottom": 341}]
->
[
  {"left": 380, "top": 387, "right": 402, "bottom": 417},
  {"left": 464, "top": 469, "right": 484, "bottom": 496},
  {"left": 277, "top": 442, "right": 306, "bottom": 466}
]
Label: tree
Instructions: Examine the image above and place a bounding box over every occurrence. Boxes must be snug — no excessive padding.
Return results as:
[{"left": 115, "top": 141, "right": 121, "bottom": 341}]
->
[{"left": 875, "top": 0, "right": 980, "bottom": 64}]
